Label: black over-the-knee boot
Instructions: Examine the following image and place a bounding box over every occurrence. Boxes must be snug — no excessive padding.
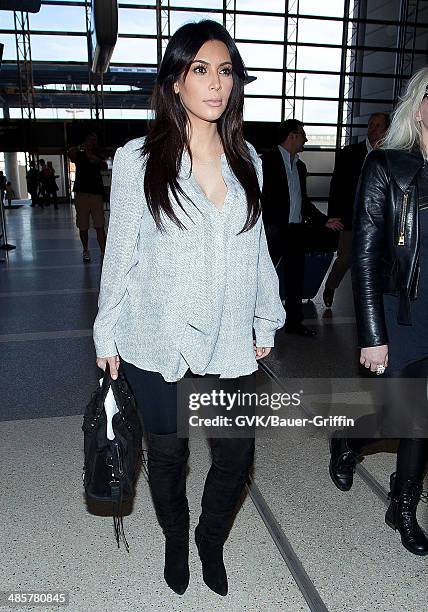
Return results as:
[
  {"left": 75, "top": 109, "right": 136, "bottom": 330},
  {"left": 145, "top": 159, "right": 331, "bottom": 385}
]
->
[
  {"left": 147, "top": 432, "right": 190, "bottom": 594},
  {"left": 195, "top": 437, "right": 255, "bottom": 596},
  {"left": 385, "top": 438, "right": 428, "bottom": 556}
]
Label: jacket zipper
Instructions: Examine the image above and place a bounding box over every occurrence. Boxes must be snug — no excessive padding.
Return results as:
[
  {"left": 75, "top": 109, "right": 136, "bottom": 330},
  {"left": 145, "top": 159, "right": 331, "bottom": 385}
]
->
[{"left": 398, "top": 192, "right": 409, "bottom": 246}]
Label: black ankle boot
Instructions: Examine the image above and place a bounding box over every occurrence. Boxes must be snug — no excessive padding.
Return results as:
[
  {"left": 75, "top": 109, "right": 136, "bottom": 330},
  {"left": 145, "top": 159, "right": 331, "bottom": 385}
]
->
[
  {"left": 329, "top": 437, "right": 361, "bottom": 491},
  {"left": 195, "top": 524, "right": 228, "bottom": 596},
  {"left": 147, "top": 432, "right": 190, "bottom": 594},
  {"left": 385, "top": 476, "right": 428, "bottom": 556}
]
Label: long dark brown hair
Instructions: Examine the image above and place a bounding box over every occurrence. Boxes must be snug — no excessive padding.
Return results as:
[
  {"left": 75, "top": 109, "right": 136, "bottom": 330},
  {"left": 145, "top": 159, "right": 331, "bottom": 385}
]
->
[{"left": 141, "top": 20, "right": 261, "bottom": 233}]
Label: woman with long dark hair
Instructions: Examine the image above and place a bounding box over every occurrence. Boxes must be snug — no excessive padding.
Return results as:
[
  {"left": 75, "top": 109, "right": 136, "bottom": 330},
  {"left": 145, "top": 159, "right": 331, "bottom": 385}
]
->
[
  {"left": 93, "top": 20, "right": 284, "bottom": 595},
  {"left": 329, "top": 66, "right": 428, "bottom": 556}
]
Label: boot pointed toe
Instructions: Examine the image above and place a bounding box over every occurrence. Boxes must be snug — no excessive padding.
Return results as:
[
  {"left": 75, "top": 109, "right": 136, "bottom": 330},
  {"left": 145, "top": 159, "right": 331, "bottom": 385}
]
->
[
  {"left": 195, "top": 526, "right": 228, "bottom": 596},
  {"left": 164, "top": 538, "right": 190, "bottom": 594}
]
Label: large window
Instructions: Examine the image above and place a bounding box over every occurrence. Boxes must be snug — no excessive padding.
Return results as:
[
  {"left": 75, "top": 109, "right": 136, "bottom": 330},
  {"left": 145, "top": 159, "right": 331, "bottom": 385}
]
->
[
  {"left": 118, "top": 8, "right": 157, "bottom": 35},
  {"left": 2, "top": 0, "right": 427, "bottom": 200},
  {"left": 28, "top": 6, "right": 86, "bottom": 31}
]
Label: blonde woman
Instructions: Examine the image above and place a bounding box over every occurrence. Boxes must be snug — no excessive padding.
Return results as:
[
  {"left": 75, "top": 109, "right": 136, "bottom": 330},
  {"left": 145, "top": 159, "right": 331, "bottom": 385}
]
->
[{"left": 329, "top": 66, "right": 428, "bottom": 555}]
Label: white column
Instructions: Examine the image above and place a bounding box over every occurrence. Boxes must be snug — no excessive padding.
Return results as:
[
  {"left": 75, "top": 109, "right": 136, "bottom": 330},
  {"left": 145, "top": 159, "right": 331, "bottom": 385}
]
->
[{"left": 4, "top": 152, "right": 21, "bottom": 199}]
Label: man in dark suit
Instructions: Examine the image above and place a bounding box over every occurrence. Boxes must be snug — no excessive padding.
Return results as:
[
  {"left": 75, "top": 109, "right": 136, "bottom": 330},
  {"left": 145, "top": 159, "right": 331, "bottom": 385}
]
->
[
  {"left": 261, "top": 119, "right": 340, "bottom": 336},
  {"left": 322, "top": 112, "right": 390, "bottom": 307}
]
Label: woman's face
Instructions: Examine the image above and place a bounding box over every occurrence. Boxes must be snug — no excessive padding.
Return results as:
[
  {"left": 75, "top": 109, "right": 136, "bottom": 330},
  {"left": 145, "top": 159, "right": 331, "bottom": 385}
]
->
[
  {"left": 416, "top": 94, "right": 428, "bottom": 136},
  {"left": 173, "top": 39, "right": 234, "bottom": 124}
]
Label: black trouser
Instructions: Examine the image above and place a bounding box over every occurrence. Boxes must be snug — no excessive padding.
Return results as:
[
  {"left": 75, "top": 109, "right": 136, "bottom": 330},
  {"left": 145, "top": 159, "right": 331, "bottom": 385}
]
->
[
  {"left": 120, "top": 361, "right": 181, "bottom": 434},
  {"left": 37, "top": 186, "right": 45, "bottom": 207},
  {"left": 348, "top": 357, "right": 428, "bottom": 486},
  {"left": 46, "top": 189, "right": 58, "bottom": 208},
  {"left": 29, "top": 189, "right": 38, "bottom": 205},
  {"left": 121, "top": 358, "right": 256, "bottom": 435},
  {"left": 280, "top": 223, "right": 305, "bottom": 328}
]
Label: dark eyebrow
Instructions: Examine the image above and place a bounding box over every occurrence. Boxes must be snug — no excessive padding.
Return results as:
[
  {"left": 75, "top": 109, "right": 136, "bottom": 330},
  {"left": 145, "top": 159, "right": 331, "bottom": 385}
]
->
[{"left": 191, "top": 59, "right": 232, "bottom": 67}]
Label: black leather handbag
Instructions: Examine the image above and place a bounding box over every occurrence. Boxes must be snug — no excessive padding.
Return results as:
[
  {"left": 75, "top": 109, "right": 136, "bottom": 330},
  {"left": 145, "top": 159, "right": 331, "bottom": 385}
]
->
[{"left": 82, "top": 365, "right": 143, "bottom": 551}]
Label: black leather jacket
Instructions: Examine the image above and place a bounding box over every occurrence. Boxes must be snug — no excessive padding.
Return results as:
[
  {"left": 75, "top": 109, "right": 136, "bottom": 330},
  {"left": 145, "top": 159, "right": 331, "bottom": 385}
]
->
[{"left": 352, "top": 147, "right": 425, "bottom": 348}]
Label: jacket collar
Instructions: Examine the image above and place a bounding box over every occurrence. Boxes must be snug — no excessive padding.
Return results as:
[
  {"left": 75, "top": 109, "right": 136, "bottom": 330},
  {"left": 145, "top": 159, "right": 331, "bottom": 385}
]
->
[{"left": 385, "top": 147, "right": 425, "bottom": 191}]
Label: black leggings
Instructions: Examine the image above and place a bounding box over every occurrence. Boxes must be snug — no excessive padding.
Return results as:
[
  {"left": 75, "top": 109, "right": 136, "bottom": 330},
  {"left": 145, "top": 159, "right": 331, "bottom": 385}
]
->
[
  {"left": 120, "top": 358, "right": 256, "bottom": 435},
  {"left": 121, "top": 360, "right": 182, "bottom": 434}
]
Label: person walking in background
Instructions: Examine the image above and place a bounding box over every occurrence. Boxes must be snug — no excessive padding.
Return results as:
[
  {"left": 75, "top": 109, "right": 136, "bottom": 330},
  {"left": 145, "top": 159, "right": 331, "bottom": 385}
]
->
[
  {"left": 0, "top": 171, "right": 6, "bottom": 206},
  {"left": 26, "top": 161, "right": 39, "bottom": 207},
  {"left": 322, "top": 112, "right": 389, "bottom": 307},
  {"left": 329, "top": 68, "right": 428, "bottom": 556},
  {"left": 5, "top": 181, "right": 15, "bottom": 207},
  {"left": 68, "top": 133, "right": 107, "bottom": 262},
  {"left": 261, "top": 119, "right": 339, "bottom": 336},
  {"left": 37, "top": 159, "right": 48, "bottom": 208},
  {"left": 93, "top": 20, "right": 284, "bottom": 596},
  {"left": 45, "top": 161, "right": 59, "bottom": 209}
]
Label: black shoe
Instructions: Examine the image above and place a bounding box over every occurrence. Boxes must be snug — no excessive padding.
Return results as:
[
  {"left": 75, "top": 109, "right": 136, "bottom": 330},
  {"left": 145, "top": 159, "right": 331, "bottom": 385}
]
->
[
  {"left": 323, "top": 286, "right": 335, "bottom": 308},
  {"left": 385, "top": 477, "right": 428, "bottom": 556},
  {"left": 164, "top": 537, "right": 190, "bottom": 595},
  {"left": 284, "top": 323, "right": 317, "bottom": 337},
  {"left": 329, "top": 437, "right": 361, "bottom": 491},
  {"left": 195, "top": 524, "right": 228, "bottom": 596}
]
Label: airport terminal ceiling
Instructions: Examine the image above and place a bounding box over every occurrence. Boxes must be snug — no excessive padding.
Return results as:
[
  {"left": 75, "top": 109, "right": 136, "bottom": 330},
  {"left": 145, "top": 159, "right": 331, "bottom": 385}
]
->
[{"left": 0, "top": 0, "right": 428, "bottom": 198}]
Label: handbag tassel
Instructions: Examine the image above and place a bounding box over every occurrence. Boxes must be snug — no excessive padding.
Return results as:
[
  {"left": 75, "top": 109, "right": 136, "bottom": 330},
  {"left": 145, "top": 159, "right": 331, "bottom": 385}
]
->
[{"left": 111, "top": 480, "right": 130, "bottom": 553}]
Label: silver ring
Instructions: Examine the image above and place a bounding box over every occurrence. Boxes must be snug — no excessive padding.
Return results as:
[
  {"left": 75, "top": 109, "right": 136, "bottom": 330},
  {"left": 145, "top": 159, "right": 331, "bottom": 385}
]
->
[{"left": 376, "top": 364, "right": 386, "bottom": 375}]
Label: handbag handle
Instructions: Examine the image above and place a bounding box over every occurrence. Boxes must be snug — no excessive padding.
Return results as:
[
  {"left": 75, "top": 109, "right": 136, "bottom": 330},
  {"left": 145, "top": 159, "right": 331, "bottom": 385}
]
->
[
  {"left": 94, "top": 363, "right": 116, "bottom": 418},
  {"left": 96, "top": 363, "right": 131, "bottom": 418},
  {"left": 103, "top": 363, "right": 129, "bottom": 415},
  {"left": 100, "top": 362, "right": 113, "bottom": 399}
]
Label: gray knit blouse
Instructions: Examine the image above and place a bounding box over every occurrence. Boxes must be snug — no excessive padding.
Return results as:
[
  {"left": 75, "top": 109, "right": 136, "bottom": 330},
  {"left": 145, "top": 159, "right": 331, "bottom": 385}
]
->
[{"left": 93, "top": 137, "right": 285, "bottom": 382}]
